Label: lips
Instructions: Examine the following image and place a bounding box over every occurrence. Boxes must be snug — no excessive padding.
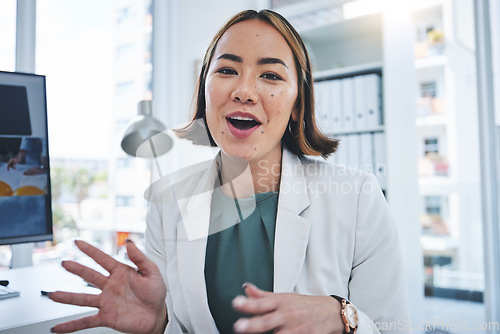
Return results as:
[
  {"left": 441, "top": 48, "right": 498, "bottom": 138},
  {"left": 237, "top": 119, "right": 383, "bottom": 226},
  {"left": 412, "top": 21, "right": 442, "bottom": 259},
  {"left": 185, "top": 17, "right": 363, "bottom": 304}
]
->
[{"left": 225, "top": 112, "right": 262, "bottom": 138}]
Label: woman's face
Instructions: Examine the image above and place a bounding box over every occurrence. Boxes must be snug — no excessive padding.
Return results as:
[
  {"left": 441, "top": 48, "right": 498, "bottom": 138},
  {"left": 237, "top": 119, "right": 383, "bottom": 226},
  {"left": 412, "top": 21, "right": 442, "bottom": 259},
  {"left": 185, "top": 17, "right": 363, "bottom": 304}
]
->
[{"left": 205, "top": 19, "right": 299, "bottom": 165}]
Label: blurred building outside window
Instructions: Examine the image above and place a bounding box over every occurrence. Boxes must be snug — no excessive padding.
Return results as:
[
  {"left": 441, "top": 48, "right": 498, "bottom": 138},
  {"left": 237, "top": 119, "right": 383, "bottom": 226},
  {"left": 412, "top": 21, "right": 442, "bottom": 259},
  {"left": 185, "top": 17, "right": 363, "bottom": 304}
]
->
[{"left": 0, "top": 0, "right": 154, "bottom": 270}]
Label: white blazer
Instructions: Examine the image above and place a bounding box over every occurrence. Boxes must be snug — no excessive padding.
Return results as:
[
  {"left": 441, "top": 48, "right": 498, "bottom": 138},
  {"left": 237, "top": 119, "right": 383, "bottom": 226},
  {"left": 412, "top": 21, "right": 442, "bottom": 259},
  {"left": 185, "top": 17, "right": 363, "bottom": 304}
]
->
[{"left": 145, "top": 149, "right": 410, "bottom": 334}]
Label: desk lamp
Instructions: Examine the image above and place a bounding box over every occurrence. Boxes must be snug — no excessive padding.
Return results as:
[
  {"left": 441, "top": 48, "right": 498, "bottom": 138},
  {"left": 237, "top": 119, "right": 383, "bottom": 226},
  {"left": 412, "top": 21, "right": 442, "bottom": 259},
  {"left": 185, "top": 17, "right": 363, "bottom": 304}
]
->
[{"left": 121, "top": 100, "right": 173, "bottom": 176}]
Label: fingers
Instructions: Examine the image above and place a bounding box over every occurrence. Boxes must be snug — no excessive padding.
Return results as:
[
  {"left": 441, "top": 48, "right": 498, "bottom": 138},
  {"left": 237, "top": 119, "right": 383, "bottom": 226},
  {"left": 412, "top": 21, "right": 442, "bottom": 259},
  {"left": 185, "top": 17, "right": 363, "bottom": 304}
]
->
[
  {"left": 75, "top": 240, "right": 120, "bottom": 274},
  {"left": 232, "top": 286, "right": 287, "bottom": 333},
  {"left": 243, "top": 282, "right": 269, "bottom": 298},
  {"left": 51, "top": 314, "right": 101, "bottom": 333},
  {"left": 232, "top": 295, "right": 278, "bottom": 315},
  {"left": 233, "top": 313, "right": 283, "bottom": 334},
  {"left": 49, "top": 290, "right": 100, "bottom": 308},
  {"left": 125, "top": 239, "right": 158, "bottom": 276},
  {"left": 61, "top": 260, "right": 108, "bottom": 289},
  {"left": 233, "top": 283, "right": 275, "bottom": 315}
]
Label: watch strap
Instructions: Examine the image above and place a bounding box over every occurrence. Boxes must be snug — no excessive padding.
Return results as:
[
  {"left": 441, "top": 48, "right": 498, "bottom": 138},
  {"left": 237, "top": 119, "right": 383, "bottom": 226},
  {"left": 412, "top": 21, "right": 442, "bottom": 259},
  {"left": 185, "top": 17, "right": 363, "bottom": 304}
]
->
[
  {"left": 330, "top": 295, "right": 356, "bottom": 334},
  {"left": 330, "top": 294, "right": 344, "bottom": 305}
]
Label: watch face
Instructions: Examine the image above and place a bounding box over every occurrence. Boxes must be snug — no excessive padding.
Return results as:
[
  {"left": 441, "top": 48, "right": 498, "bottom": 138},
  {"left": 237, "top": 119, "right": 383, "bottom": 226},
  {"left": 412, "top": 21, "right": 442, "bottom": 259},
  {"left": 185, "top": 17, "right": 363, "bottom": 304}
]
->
[{"left": 345, "top": 305, "right": 358, "bottom": 326}]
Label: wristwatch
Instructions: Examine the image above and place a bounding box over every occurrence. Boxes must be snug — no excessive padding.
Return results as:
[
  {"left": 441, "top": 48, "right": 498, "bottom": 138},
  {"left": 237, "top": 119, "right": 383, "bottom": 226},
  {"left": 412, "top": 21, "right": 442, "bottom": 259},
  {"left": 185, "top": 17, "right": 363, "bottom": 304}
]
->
[{"left": 330, "top": 295, "right": 358, "bottom": 333}]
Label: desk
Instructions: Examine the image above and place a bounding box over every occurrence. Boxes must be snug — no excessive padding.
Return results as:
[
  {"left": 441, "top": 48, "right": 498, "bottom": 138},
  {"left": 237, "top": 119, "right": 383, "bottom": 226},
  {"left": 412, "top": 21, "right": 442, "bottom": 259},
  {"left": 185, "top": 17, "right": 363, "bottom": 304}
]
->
[{"left": 0, "top": 262, "right": 117, "bottom": 333}]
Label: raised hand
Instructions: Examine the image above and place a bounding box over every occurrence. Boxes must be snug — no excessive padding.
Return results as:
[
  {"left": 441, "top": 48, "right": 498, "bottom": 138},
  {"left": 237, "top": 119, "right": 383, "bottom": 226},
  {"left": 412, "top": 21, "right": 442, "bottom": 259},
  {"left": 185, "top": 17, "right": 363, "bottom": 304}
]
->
[
  {"left": 49, "top": 239, "right": 167, "bottom": 334},
  {"left": 232, "top": 283, "right": 344, "bottom": 334},
  {"left": 6, "top": 156, "right": 20, "bottom": 170}
]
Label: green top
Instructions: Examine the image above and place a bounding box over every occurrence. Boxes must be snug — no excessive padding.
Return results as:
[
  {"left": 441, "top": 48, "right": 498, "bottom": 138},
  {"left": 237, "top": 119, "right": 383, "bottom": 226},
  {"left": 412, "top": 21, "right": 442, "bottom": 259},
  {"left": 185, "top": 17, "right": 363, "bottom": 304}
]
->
[{"left": 204, "top": 186, "right": 279, "bottom": 334}]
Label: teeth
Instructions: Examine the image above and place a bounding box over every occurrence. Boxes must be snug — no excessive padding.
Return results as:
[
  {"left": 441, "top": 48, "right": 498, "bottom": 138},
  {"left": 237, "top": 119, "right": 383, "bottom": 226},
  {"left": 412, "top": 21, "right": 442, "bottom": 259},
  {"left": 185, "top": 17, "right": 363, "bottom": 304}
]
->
[{"left": 230, "top": 116, "right": 255, "bottom": 121}]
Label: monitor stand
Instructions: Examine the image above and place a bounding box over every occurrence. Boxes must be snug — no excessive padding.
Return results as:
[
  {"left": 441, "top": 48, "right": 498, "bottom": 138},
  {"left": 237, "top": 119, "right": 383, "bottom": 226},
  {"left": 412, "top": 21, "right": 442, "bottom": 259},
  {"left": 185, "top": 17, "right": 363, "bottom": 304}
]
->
[
  {"left": 10, "top": 243, "right": 34, "bottom": 268},
  {"left": 0, "top": 243, "right": 32, "bottom": 298}
]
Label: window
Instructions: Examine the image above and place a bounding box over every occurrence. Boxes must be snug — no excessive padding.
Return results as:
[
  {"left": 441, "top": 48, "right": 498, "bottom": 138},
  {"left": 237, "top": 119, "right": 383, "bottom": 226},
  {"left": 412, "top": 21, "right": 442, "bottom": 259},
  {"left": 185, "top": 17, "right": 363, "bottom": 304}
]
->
[
  {"left": 143, "top": 34, "right": 152, "bottom": 63},
  {"left": 419, "top": 135, "right": 448, "bottom": 177},
  {"left": 0, "top": 0, "right": 18, "bottom": 260},
  {"left": 413, "top": 1, "right": 486, "bottom": 323},
  {"left": 425, "top": 196, "right": 441, "bottom": 215},
  {"left": 22, "top": 0, "right": 153, "bottom": 266},
  {"left": 116, "top": 81, "right": 135, "bottom": 96},
  {"left": 116, "top": 157, "right": 134, "bottom": 169},
  {"left": 421, "top": 195, "right": 449, "bottom": 236},
  {"left": 421, "top": 81, "right": 437, "bottom": 98},
  {"left": 117, "top": 5, "right": 137, "bottom": 24},
  {"left": 115, "top": 196, "right": 135, "bottom": 207},
  {"left": 116, "top": 119, "right": 129, "bottom": 134},
  {"left": 116, "top": 43, "right": 135, "bottom": 60},
  {"left": 424, "top": 137, "right": 439, "bottom": 155},
  {"left": 0, "top": 0, "right": 16, "bottom": 71}
]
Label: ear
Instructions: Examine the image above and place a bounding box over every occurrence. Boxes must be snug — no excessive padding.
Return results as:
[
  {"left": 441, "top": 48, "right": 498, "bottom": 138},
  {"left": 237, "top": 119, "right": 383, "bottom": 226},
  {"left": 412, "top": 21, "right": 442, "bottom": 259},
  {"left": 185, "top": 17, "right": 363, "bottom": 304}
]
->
[{"left": 291, "top": 108, "right": 299, "bottom": 122}]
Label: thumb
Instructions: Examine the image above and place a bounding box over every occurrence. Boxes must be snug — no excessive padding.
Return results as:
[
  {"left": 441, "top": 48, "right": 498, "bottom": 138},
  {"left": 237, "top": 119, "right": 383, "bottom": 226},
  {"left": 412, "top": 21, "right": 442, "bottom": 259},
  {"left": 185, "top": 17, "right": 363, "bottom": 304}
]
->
[
  {"left": 243, "top": 282, "right": 269, "bottom": 298},
  {"left": 125, "top": 239, "right": 158, "bottom": 276}
]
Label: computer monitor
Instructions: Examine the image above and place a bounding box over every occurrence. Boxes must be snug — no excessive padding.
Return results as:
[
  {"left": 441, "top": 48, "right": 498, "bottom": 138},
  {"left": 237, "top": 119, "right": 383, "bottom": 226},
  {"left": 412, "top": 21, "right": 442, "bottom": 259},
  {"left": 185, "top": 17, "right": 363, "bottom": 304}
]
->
[{"left": 0, "top": 71, "right": 53, "bottom": 245}]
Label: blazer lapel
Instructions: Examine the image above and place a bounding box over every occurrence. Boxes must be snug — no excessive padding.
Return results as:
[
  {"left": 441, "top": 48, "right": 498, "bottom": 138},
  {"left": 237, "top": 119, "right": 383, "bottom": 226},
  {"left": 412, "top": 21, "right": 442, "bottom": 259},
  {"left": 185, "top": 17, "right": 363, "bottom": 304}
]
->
[
  {"left": 174, "top": 149, "right": 311, "bottom": 330},
  {"left": 176, "top": 158, "right": 219, "bottom": 333},
  {"left": 274, "top": 150, "right": 311, "bottom": 293}
]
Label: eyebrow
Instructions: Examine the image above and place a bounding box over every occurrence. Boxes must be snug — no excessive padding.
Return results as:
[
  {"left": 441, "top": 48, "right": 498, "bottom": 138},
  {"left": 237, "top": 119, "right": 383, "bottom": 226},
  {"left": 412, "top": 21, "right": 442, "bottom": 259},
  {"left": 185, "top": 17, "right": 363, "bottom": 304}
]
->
[
  {"left": 216, "top": 53, "right": 289, "bottom": 69},
  {"left": 257, "top": 57, "right": 288, "bottom": 69},
  {"left": 216, "top": 54, "right": 242, "bottom": 63}
]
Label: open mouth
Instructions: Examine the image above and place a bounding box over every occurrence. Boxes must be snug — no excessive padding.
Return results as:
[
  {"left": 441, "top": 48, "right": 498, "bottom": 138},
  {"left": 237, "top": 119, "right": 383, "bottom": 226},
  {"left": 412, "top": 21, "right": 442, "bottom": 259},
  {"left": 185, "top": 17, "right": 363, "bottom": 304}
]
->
[{"left": 226, "top": 116, "right": 261, "bottom": 130}]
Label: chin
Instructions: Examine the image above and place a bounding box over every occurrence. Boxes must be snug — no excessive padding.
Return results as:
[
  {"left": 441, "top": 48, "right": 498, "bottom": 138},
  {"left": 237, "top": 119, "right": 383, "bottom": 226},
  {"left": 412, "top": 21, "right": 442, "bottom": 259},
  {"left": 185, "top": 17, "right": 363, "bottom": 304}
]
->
[
  {"left": 222, "top": 150, "right": 255, "bottom": 161},
  {"left": 220, "top": 145, "right": 258, "bottom": 162}
]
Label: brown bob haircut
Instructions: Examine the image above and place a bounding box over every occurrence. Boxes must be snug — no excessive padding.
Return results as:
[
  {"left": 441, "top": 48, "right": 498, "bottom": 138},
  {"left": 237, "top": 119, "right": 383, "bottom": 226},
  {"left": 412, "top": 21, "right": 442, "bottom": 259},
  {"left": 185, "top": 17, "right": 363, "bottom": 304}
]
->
[{"left": 175, "top": 9, "right": 338, "bottom": 158}]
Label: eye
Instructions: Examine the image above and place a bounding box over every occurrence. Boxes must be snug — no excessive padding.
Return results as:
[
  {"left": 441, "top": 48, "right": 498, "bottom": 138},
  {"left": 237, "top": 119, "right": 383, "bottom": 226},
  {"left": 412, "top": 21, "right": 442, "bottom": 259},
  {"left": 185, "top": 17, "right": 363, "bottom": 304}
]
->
[
  {"left": 216, "top": 67, "right": 237, "bottom": 75},
  {"left": 261, "top": 72, "right": 283, "bottom": 81}
]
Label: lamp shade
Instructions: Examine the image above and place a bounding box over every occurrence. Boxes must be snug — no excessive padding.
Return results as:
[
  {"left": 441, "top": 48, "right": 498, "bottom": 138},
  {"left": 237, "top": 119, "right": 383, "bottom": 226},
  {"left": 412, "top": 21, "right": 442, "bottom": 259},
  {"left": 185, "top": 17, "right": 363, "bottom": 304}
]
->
[{"left": 120, "top": 100, "right": 173, "bottom": 158}]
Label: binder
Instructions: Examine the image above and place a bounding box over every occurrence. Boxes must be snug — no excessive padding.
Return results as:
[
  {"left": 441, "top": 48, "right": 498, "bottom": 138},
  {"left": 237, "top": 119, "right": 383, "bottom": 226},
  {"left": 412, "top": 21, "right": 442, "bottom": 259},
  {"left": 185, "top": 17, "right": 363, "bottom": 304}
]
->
[
  {"left": 314, "top": 80, "right": 332, "bottom": 133},
  {"left": 323, "top": 80, "right": 336, "bottom": 133},
  {"left": 359, "top": 133, "right": 374, "bottom": 174},
  {"left": 373, "top": 132, "right": 387, "bottom": 189},
  {"left": 330, "top": 79, "right": 343, "bottom": 133},
  {"left": 353, "top": 75, "right": 367, "bottom": 131},
  {"left": 348, "top": 134, "right": 360, "bottom": 170},
  {"left": 326, "top": 137, "right": 338, "bottom": 165},
  {"left": 365, "top": 74, "right": 383, "bottom": 128},
  {"left": 335, "top": 135, "right": 349, "bottom": 166},
  {"left": 341, "top": 77, "right": 355, "bottom": 132}
]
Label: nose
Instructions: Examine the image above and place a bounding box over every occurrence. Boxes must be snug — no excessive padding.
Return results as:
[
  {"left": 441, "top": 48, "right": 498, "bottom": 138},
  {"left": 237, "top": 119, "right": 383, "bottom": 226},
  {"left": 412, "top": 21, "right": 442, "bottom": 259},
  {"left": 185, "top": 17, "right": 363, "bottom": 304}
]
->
[{"left": 231, "top": 75, "right": 258, "bottom": 104}]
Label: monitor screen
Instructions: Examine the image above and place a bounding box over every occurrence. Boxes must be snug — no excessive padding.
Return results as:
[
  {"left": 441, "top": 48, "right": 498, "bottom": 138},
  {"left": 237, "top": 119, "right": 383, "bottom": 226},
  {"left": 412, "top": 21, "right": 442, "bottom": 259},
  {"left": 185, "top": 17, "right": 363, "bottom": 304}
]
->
[{"left": 0, "top": 71, "right": 53, "bottom": 245}]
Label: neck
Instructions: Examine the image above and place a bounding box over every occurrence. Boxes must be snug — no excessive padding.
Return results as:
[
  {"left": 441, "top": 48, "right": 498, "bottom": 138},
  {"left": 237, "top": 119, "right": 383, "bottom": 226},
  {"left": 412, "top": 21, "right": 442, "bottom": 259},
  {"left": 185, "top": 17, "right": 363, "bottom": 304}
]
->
[{"left": 219, "top": 150, "right": 282, "bottom": 198}]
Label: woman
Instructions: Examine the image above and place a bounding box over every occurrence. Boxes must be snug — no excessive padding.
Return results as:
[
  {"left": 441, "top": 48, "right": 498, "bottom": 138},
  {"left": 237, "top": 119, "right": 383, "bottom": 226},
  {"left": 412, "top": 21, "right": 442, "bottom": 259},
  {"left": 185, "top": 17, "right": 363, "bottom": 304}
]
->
[{"left": 50, "top": 9, "right": 410, "bottom": 334}]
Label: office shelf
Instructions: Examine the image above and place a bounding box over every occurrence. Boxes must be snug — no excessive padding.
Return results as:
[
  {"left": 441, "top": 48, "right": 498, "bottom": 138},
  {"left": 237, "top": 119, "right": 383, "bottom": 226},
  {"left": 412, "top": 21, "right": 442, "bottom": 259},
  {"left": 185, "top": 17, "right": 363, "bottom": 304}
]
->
[
  {"left": 329, "top": 126, "right": 385, "bottom": 137},
  {"left": 313, "top": 61, "right": 383, "bottom": 80}
]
